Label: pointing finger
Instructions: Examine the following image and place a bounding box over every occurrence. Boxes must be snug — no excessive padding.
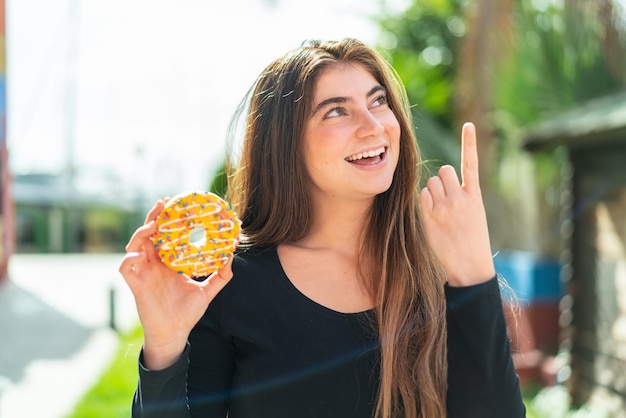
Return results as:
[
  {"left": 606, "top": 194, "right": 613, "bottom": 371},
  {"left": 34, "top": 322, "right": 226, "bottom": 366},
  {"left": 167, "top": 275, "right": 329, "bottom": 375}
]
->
[{"left": 461, "top": 122, "right": 480, "bottom": 191}]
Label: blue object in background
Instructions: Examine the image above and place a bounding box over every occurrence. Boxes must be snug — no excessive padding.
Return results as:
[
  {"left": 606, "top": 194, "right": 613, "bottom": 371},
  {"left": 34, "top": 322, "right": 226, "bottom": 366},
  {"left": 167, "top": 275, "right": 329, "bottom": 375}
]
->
[{"left": 493, "top": 251, "right": 563, "bottom": 302}]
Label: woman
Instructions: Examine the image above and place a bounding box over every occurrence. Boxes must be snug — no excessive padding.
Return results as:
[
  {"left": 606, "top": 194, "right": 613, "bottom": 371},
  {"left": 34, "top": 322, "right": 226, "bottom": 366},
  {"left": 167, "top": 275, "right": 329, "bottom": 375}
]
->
[{"left": 121, "top": 38, "right": 525, "bottom": 418}]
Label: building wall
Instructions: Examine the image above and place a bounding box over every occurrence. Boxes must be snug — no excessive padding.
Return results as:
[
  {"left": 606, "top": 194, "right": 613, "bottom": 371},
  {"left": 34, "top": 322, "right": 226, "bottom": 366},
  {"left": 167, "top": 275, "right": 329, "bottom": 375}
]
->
[
  {"left": 0, "top": 0, "right": 10, "bottom": 280},
  {"left": 567, "top": 143, "right": 626, "bottom": 416}
]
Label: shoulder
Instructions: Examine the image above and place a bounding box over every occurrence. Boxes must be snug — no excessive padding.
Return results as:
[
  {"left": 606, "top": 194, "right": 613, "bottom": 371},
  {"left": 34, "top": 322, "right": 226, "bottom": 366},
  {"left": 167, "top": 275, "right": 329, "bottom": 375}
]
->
[
  {"left": 233, "top": 245, "right": 277, "bottom": 266},
  {"left": 231, "top": 245, "right": 280, "bottom": 280}
]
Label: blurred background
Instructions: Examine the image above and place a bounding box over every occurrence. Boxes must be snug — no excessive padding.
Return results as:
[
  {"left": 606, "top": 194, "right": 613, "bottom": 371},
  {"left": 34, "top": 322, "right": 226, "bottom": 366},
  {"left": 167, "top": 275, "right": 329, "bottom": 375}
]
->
[
  {"left": 1, "top": 0, "right": 626, "bottom": 417},
  {"left": 8, "top": 0, "right": 399, "bottom": 254}
]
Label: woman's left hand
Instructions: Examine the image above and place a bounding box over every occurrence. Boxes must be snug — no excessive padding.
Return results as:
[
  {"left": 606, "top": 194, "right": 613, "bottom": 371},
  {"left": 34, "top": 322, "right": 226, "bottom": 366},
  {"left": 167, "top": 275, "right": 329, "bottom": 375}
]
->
[{"left": 419, "top": 122, "right": 495, "bottom": 287}]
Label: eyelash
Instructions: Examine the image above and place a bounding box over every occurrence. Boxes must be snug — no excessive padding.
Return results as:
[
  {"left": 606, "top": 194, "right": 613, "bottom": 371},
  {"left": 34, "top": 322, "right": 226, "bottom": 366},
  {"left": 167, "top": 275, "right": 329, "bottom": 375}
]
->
[
  {"left": 323, "top": 94, "right": 389, "bottom": 119},
  {"left": 373, "top": 94, "right": 388, "bottom": 107},
  {"left": 324, "top": 106, "right": 345, "bottom": 119}
]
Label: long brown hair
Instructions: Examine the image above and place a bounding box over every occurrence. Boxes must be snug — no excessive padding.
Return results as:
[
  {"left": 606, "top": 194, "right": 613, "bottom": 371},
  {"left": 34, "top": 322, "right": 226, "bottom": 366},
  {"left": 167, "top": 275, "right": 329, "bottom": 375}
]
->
[{"left": 227, "top": 38, "right": 448, "bottom": 418}]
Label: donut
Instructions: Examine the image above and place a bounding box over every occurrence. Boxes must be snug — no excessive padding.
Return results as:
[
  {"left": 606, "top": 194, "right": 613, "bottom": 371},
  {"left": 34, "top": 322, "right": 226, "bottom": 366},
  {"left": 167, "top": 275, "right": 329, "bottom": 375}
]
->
[{"left": 152, "top": 191, "right": 241, "bottom": 277}]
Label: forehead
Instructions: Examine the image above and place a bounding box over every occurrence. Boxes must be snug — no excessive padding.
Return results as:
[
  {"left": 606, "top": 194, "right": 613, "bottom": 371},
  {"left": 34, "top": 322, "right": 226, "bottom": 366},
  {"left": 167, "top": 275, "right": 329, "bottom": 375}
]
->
[{"left": 312, "top": 63, "right": 380, "bottom": 99}]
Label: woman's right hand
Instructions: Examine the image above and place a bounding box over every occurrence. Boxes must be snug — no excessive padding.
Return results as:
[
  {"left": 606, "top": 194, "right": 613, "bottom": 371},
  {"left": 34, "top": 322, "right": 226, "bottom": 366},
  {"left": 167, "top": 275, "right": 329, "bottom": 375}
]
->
[{"left": 119, "top": 199, "right": 234, "bottom": 370}]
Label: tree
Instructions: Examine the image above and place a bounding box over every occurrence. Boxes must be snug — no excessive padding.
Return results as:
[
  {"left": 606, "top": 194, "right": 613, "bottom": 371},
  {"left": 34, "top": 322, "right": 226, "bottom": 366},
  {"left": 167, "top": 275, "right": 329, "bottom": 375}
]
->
[
  {"left": 377, "top": 0, "right": 467, "bottom": 176},
  {"left": 491, "top": 0, "right": 626, "bottom": 253},
  {"left": 377, "top": 0, "right": 626, "bottom": 254}
]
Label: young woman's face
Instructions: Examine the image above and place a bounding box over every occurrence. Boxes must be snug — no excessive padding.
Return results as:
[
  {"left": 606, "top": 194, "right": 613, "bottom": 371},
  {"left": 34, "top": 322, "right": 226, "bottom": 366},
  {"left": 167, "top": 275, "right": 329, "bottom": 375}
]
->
[{"left": 302, "top": 63, "right": 401, "bottom": 204}]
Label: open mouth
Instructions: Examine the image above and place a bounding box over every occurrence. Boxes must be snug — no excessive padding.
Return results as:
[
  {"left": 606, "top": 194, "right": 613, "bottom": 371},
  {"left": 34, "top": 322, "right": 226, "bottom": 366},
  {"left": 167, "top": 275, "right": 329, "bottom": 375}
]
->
[{"left": 345, "top": 146, "right": 387, "bottom": 165}]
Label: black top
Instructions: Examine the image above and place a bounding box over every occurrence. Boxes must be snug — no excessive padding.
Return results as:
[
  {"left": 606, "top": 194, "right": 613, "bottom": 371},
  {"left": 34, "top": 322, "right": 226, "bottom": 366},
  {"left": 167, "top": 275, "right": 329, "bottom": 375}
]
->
[{"left": 132, "top": 246, "right": 525, "bottom": 418}]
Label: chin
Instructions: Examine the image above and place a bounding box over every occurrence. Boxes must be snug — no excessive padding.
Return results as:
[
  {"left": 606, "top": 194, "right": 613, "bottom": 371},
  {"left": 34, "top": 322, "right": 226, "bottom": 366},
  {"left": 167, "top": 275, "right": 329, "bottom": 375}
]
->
[{"left": 370, "top": 180, "right": 395, "bottom": 197}]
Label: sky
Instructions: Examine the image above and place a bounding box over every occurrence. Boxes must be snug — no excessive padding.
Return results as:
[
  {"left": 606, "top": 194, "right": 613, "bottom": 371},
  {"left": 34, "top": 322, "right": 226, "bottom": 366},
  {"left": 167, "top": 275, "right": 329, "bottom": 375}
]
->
[{"left": 7, "top": 0, "right": 407, "bottom": 204}]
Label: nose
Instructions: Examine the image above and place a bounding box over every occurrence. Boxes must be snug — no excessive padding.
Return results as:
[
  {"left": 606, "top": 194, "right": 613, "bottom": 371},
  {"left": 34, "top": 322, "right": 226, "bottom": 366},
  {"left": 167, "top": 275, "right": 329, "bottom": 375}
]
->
[{"left": 356, "top": 109, "right": 385, "bottom": 138}]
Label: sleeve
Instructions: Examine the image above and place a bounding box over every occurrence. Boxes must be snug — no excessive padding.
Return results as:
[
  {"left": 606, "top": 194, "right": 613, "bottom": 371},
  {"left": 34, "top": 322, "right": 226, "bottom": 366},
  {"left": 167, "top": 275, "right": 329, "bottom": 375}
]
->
[
  {"left": 186, "top": 293, "right": 235, "bottom": 417},
  {"left": 131, "top": 345, "right": 190, "bottom": 418},
  {"left": 130, "top": 295, "right": 235, "bottom": 418},
  {"left": 445, "top": 276, "right": 526, "bottom": 418}
]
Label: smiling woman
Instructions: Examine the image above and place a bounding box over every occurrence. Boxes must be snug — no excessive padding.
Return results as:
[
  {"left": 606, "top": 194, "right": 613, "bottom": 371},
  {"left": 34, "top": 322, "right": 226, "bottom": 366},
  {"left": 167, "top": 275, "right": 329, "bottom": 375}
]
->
[{"left": 120, "top": 38, "right": 525, "bottom": 418}]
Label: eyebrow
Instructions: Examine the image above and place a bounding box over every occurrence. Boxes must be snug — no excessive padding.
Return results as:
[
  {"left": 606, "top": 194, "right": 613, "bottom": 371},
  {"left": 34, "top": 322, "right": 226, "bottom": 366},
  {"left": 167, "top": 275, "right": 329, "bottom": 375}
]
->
[{"left": 311, "top": 85, "right": 387, "bottom": 116}]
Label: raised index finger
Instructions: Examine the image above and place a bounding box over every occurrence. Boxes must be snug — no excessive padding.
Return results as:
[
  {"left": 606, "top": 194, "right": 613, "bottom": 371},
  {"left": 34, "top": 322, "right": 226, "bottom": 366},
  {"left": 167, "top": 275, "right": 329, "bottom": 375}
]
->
[{"left": 461, "top": 122, "right": 480, "bottom": 191}]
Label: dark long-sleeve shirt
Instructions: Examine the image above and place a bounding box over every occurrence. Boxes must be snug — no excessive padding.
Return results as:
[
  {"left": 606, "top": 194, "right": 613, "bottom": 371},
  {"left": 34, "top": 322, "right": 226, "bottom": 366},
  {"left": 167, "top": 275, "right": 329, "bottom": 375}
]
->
[{"left": 132, "top": 246, "right": 525, "bottom": 417}]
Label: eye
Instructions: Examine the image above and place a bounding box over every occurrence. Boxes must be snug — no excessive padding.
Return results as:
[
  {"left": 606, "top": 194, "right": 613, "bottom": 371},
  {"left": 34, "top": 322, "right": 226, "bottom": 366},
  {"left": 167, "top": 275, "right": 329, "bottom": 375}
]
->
[
  {"left": 323, "top": 106, "right": 347, "bottom": 119},
  {"left": 371, "top": 94, "right": 388, "bottom": 108}
]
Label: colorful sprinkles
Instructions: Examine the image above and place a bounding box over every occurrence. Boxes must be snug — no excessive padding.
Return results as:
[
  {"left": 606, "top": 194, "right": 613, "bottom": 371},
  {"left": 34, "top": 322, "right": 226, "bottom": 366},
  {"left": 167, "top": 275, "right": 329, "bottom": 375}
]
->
[{"left": 152, "top": 191, "right": 241, "bottom": 278}]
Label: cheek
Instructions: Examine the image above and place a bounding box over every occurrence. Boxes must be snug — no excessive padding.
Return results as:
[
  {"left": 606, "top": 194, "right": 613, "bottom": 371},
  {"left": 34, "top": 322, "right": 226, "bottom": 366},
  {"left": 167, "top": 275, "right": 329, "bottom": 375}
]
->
[
  {"left": 387, "top": 117, "right": 402, "bottom": 168},
  {"left": 308, "top": 148, "right": 333, "bottom": 176},
  {"left": 388, "top": 114, "right": 402, "bottom": 142},
  {"left": 304, "top": 129, "right": 340, "bottom": 170},
  {"left": 301, "top": 129, "right": 316, "bottom": 170},
  {"left": 385, "top": 117, "right": 402, "bottom": 155},
  {"left": 302, "top": 136, "right": 329, "bottom": 180}
]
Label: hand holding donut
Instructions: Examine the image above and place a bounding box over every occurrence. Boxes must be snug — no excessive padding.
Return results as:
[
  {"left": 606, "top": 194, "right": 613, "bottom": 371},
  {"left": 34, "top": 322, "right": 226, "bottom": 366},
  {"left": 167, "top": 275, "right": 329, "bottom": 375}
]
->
[
  {"left": 119, "top": 194, "right": 239, "bottom": 370},
  {"left": 419, "top": 122, "right": 495, "bottom": 287}
]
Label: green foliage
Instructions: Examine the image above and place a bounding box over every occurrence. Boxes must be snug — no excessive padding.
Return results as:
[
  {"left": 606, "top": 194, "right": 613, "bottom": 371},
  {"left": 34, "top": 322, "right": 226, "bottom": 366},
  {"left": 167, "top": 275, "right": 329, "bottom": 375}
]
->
[
  {"left": 209, "top": 162, "right": 228, "bottom": 198},
  {"left": 494, "top": 0, "right": 624, "bottom": 129},
  {"left": 523, "top": 383, "right": 543, "bottom": 418},
  {"left": 490, "top": 0, "right": 625, "bottom": 252},
  {"left": 378, "top": 0, "right": 466, "bottom": 128},
  {"left": 378, "top": 0, "right": 626, "bottom": 253},
  {"left": 530, "top": 386, "right": 610, "bottom": 418},
  {"left": 413, "top": 109, "right": 460, "bottom": 175},
  {"left": 67, "top": 327, "right": 143, "bottom": 418},
  {"left": 83, "top": 208, "right": 127, "bottom": 252},
  {"left": 377, "top": 0, "right": 466, "bottom": 170}
]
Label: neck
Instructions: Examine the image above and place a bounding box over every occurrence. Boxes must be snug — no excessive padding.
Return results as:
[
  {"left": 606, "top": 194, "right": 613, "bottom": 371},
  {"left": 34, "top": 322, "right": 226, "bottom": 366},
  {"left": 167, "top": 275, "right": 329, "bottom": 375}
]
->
[{"left": 295, "top": 195, "right": 373, "bottom": 253}]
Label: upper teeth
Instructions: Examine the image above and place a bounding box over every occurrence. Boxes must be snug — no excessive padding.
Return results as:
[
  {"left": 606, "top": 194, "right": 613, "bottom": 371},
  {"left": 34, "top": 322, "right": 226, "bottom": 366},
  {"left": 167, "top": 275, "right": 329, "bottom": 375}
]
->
[{"left": 346, "top": 146, "right": 385, "bottom": 162}]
